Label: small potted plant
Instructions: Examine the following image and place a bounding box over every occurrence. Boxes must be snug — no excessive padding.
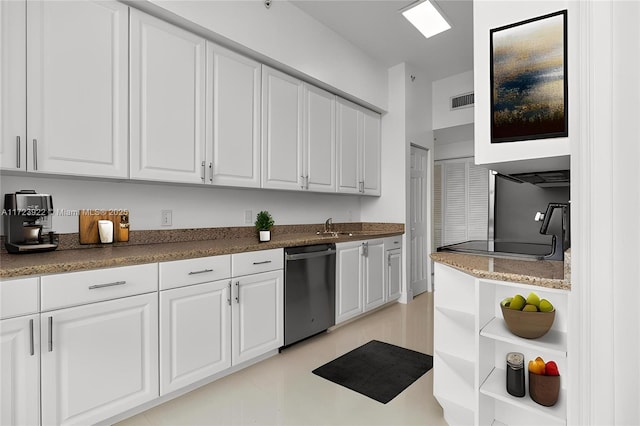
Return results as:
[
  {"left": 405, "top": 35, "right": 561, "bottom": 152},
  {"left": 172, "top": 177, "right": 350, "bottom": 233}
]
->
[{"left": 255, "top": 210, "right": 274, "bottom": 242}]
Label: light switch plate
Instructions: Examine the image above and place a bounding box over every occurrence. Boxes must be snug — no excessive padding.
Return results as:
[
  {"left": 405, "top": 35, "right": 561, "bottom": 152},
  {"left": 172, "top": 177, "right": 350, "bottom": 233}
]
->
[{"left": 161, "top": 210, "right": 172, "bottom": 226}]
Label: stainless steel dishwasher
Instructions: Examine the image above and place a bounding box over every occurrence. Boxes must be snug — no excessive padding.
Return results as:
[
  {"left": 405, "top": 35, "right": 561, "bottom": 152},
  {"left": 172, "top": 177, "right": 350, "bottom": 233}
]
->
[{"left": 283, "top": 243, "right": 336, "bottom": 347}]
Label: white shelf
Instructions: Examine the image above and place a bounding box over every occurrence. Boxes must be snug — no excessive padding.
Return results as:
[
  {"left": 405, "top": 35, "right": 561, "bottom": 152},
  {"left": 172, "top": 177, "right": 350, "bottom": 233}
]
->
[
  {"left": 480, "top": 368, "right": 566, "bottom": 425},
  {"left": 480, "top": 316, "right": 567, "bottom": 356},
  {"left": 436, "top": 305, "right": 475, "bottom": 329},
  {"left": 435, "top": 349, "right": 475, "bottom": 375}
]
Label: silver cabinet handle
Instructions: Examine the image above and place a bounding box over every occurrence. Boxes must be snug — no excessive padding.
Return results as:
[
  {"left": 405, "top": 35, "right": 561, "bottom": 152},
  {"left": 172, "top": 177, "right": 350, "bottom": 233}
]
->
[
  {"left": 33, "top": 139, "right": 38, "bottom": 170},
  {"left": 201, "top": 161, "right": 206, "bottom": 182},
  {"left": 16, "top": 136, "right": 21, "bottom": 168},
  {"left": 29, "top": 319, "right": 34, "bottom": 356},
  {"left": 227, "top": 281, "right": 232, "bottom": 306},
  {"left": 306, "top": 176, "right": 310, "bottom": 190},
  {"left": 235, "top": 281, "right": 240, "bottom": 304},
  {"left": 300, "top": 176, "right": 305, "bottom": 190},
  {"left": 209, "top": 162, "right": 213, "bottom": 183},
  {"left": 48, "top": 316, "right": 53, "bottom": 352},
  {"left": 252, "top": 260, "right": 272, "bottom": 265},
  {"left": 188, "top": 269, "right": 213, "bottom": 275},
  {"left": 88, "top": 280, "right": 126, "bottom": 290}
]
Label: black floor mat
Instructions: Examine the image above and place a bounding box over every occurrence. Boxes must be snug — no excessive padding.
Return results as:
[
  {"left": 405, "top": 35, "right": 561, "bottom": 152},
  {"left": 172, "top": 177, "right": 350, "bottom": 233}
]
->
[{"left": 312, "top": 340, "right": 433, "bottom": 404}]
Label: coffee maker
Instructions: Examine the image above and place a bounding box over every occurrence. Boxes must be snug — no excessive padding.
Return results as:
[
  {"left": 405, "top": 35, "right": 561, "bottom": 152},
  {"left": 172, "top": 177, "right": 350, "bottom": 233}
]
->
[{"left": 3, "top": 190, "right": 59, "bottom": 254}]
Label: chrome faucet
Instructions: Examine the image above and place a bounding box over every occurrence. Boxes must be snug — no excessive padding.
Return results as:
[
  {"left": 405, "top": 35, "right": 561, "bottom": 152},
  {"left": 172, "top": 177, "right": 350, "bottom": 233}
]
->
[
  {"left": 324, "top": 217, "right": 333, "bottom": 233},
  {"left": 535, "top": 202, "right": 570, "bottom": 261}
]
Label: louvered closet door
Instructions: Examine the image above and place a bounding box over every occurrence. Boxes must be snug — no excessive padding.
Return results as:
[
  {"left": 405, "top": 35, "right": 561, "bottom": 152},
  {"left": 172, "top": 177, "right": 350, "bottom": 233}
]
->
[
  {"left": 443, "top": 160, "right": 468, "bottom": 245},
  {"left": 439, "top": 158, "right": 489, "bottom": 246},
  {"left": 433, "top": 163, "right": 443, "bottom": 249},
  {"left": 467, "top": 163, "right": 489, "bottom": 240}
]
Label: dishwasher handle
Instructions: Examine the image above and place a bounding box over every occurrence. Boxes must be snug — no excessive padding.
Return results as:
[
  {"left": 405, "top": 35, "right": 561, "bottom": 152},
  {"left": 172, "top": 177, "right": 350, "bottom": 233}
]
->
[{"left": 285, "top": 248, "right": 336, "bottom": 261}]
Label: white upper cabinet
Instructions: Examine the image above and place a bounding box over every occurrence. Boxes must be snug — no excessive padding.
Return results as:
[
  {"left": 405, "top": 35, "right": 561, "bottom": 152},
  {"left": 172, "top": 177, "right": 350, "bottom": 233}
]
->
[
  {"left": 336, "top": 97, "right": 381, "bottom": 196},
  {"left": 336, "top": 98, "right": 360, "bottom": 194},
  {"left": 206, "top": 42, "right": 261, "bottom": 188},
  {"left": 261, "top": 65, "right": 304, "bottom": 191},
  {"left": 304, "top": 84, "right": 336, "bottom": 192},
  {"left": 130, "top": 9, "right": 206, "bottom": 184},
  {"left": 0, "top": 0, "right": 26, "bottom": 172},
  {"left": 361, "top": 108, "right": 381, "bottom": 195},
  {"left": 25, "top": 0, "right": 129, "bottom": 178}
]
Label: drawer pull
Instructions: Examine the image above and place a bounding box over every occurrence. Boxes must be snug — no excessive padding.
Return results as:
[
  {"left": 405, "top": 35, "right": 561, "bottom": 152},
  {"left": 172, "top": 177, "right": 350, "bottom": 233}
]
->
[
  {"left": 235, "top": 281, "right": 240, "bottom": 303},
  {"left": 29, "top": 319, "right": 34, "bottom": 356},
  {"left": 188, "top": 269, "right": 214, "bottom": 275},
  {"left": 227, "top": 281, "right": 232, "bottom": 306},
  {"left": 48, "top": 316, "right": 53, "bottom": 352},
  {"left": 252, "top": 260, "right": 272, "bottom": 265},
  {"left": 88, "top": 280, "right": 127, "bottom": 290}
]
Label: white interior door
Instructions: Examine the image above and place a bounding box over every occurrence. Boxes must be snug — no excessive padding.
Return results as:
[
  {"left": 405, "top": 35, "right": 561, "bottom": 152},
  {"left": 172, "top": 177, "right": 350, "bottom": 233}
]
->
[{"left": 410, "top": 145, "right": 430, "bottom": 295}]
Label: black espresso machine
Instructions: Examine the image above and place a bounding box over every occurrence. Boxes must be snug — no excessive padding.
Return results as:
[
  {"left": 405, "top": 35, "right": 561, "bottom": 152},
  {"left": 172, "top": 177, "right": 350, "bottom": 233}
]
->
[{"left": 3, "top": 190, "right": 58, "bottom": 254}]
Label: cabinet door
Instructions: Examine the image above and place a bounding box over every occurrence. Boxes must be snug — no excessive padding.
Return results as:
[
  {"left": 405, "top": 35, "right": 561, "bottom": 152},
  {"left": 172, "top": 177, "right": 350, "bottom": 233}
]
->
[
  {"left": 261, "top": 66, "right": 304, "bottom": 190},
  {"left": 361, "top": 109, "right": 381, "bottom": 196},
  {"left": 0, "top": 315, "right": 40, "bottom": 426},
  {"left": 26, "top": 0, "right": 128, "bottom": 178},
  {"left": 206, "top": 43, "right": 261, "bottom": 188},
  {"left": 41, "top": 293, "right": 158, "bottom": 426},
  {"left": 130, "top": 9, "right": 206, "bottom": 183},
  {"left": 0, "top": 0, "right": 26, "bottom": 171},
  {"left": 232, "top": 270, "right": 283, "bottom": 365},
  {"left": 335, "top": 242, "right": 363, "bottom": 324},
  {"left": 386, "top": 249, "right": 402, "bottom": 301},
  {"left": 304, "top": 84, "right": 336, "bottom": 192},
  {"left": 160, "top": 280, "right": 231, "bottom": 395},
  {"left": 336, "top": 98, "right": 361, "bottom": 194},
  {"left": 363, "top": 240, "right": 385, "bottom": 311}
]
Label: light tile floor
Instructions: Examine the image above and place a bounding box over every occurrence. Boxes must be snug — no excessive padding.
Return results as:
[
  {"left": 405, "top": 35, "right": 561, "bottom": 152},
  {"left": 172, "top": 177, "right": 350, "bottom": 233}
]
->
[{"left": 116, "top": 292, "right": 446, "bottom": 426}]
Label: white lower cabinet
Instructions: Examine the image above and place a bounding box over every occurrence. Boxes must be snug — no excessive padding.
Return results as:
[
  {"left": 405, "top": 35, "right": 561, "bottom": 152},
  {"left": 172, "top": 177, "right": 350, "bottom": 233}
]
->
[
  {"left": 159, "top": 250, "right": 283, "bottom": 395},
  {"left": 0, "top": 277, "right": 40, "bottom": 426},
  {"left": 336, "top": 239, "right": 387, "bottom": 324},
  {"left": 0, "top": 314, "right": 40, "bottom": 426},
  {"left": 160, "top": 279, "right": 232, "bottom": 395},
  {"left": 433, "top": 262, "right": 570, "bottom": 426},
  {"left": 386, "top": 248, "right": 402, "bottom": 301},
  {"left": 40, "top": 292, "right": 159, "bottom": 426},
  {"left": 232, "top": 270, "right": 283, "bottom": 364}
]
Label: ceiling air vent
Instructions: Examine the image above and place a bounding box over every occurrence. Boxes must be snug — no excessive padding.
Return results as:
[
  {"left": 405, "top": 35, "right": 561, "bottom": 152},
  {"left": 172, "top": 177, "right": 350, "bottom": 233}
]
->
[{"left": 451, "top": 92, "right": 474, "bottom": 110}]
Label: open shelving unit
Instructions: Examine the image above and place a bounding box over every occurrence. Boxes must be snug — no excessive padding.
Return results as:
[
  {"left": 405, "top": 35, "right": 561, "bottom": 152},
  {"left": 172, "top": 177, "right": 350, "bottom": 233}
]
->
[{"left": 433, "top": 263, "right": 570, "bottom": 426}]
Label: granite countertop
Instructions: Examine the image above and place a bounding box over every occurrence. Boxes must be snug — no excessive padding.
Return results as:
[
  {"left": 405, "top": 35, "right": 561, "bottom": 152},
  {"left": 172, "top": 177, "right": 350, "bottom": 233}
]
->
[
  {"left": 0, "top": 226, "right": 403, "bottom": 279},
  {"left": 430, "top": 252, "right": 570, "bottom": 290}
]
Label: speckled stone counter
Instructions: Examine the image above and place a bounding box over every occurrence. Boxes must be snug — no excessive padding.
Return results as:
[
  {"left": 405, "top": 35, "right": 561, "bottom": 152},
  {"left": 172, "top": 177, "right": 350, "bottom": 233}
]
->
[
  {"left": 0, "top": 223, "right": 404, "bottom": 279},
  {"left": 430, "top": 252, "right": 570, "bottom": 290}
]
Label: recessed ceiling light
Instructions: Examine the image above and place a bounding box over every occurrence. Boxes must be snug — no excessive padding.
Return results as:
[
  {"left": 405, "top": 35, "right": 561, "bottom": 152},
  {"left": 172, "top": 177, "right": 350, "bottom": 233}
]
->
[{"left": 401, "top": 0, "right": 451, "bottom": 39}]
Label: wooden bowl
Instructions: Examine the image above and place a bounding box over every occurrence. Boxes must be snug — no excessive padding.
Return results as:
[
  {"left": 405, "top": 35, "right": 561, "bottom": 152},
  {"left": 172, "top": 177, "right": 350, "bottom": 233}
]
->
[
  {"left": 500, "top": 304, "right": 555, "bottom": 339},
  {"left": 529, "top": 371, "right": 560, "bottom": 406}
]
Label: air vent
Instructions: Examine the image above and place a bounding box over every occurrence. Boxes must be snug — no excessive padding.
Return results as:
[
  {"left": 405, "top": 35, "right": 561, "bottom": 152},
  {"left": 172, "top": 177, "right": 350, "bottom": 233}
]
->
[{"left": 451, "top": 92, "right": 474, "bottom": 110}]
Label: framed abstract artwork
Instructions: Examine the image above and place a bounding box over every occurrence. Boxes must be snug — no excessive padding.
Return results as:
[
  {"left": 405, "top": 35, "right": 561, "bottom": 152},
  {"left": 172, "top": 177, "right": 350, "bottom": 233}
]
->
[{"left": 490, "top": 10, "right": 568, "bottom": 143}]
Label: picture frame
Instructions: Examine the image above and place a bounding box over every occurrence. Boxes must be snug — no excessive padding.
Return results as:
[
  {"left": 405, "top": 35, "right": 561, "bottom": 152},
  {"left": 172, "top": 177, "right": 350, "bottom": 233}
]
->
[{"left": 490, "top": 10, "right": 568, "bottom": 143}]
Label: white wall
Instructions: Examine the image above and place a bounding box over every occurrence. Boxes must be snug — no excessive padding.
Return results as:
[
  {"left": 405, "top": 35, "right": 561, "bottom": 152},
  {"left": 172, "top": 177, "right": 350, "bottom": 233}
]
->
[
  {"left": 0, "top": 175, "right": 361, "bottom": 234},
  {"left": 473, "top": 1, "right": 573, "bottom": 172},
  {"left": 144, "top": 0, "right": 388, "bottom": 111},
  {"left": 434, "top": 123, "right": 474, "bottom": 161},
  {"left": 432, "top": 70, "right": 474, "bottom": 130}
]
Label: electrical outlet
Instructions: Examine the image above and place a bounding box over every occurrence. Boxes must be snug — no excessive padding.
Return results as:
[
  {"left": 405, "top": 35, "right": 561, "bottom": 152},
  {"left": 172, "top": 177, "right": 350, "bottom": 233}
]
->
[
  {"left": 244, "top": 210, "right": 253, "bottom": 225},
  {"left": 161, "top": 210, "right": 172, "bottom": 226}
]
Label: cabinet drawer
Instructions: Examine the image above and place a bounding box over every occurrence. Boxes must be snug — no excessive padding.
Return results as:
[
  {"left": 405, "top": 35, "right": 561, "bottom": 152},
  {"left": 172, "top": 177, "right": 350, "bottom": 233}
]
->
[
  {"left": 0, "top": 277, "right": 39, "bottom": 319},
  {"left": 159, "top": 255, "right": 231, "bottom": 290},
  {"left": 384, "top": 236, "right": 402, "bottom": 250},
  {"left": 232, "top": 249, "right": 283, "bottom": 277},
  {"left": 41, "top": 264, "right": 158, "bottom": 311}
]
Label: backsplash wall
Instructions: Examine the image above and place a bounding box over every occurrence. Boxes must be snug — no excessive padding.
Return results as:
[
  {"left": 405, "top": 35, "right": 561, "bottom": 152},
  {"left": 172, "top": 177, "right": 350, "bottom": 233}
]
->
[
  {"left": 0, "top": 175, "right": 362, "bottom": 235},
  {"left": 494, "top": 175, "right": 570, "bottom": 244}
]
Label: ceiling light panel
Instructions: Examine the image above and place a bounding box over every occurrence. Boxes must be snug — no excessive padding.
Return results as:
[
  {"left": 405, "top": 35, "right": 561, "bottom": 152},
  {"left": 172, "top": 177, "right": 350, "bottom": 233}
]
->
[{"left": 402, "top": 0, "right": 451, "bottom": 39}]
